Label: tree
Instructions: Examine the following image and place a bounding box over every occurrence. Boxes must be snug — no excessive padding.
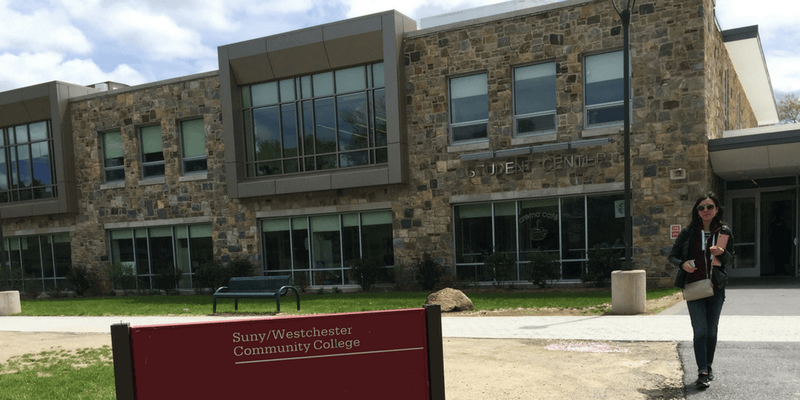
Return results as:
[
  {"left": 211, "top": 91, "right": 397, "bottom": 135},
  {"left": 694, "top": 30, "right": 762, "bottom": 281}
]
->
[{"left": 777, "top": 93, "right": 800, "bottom": 124}]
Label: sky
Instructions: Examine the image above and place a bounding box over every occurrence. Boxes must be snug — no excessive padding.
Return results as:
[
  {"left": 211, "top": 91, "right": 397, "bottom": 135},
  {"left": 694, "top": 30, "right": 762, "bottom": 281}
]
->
[{"left": 1, "top": 0, "right": 798, "bottom": 98}]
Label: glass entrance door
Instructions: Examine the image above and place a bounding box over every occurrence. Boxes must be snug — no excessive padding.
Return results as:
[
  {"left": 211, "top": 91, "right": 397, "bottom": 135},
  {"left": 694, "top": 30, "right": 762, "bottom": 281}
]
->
[
  {"left": 728, "top": 194, "right": 758, "bottom": 277},
  {"left": 727, "top": 188, "right": 798, "bottom": 278},
  {"left": 760, "top": 190, "right": 796, "bottom": 276}
]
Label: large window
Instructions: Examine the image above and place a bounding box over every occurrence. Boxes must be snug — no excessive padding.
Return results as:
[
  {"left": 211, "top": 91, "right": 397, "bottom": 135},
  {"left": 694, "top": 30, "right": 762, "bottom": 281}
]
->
[
  {"left": 450, "top": 73, "right": 488, "bottom": 142},
  {"left": 180, "top": 119, "right": 207, "bottom": 173},
  {"left": 140, "top": 125, "right": 165, "bottom": 178},
  {"left": 584, "top": 51, "right": 624, "bottom": 127},
  {"left": 241, "top": 63, "right": 387, "bottom": 177},
  {"left": 514, "top": 63, "right": 557, "bottom": 136},
  {"left": 1, "top": 233, "right": 71, "bottom": 293},
  {"left": 109, "top": 224, "right": 213, "bottom": 290},
  {"left": 0, "top": 121, "right": 57, "bottom": 202},
  {"left": 261, "top": 210, "right": 394, "bottom": 286},
  {"left": 454, "top": 194, "right": 624, "bottom": 282},
  {"left": 102, "top": 130, "right": 124, "bottom": 182}
]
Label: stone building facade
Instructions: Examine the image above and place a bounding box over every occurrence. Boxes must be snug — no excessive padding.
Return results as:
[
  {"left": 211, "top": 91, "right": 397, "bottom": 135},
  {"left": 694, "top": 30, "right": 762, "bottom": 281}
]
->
[{"left": 0, "top": 0, "right": 792, "bottom": 294}]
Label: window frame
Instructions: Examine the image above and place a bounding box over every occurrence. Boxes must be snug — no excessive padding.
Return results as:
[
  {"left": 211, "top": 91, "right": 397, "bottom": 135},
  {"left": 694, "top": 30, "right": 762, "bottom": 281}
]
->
[
  {"left": 139, "top": 124, "right": 165, "bottom": 179},
  {"left": 449, "top": 72, "right": 489, "bottom": 144},
  {"left": 513, "top": 62, "right": 557, "bottom": 137},
  {"left": 584, "top": 51, "right": 625, "bottom": 128},
  {"left": 102, "top": 130, "right": 125, "bottom": 183},
  {"left": 179, "top": 118, "right": 208, "bottom": 174},
  {"left": 241, "top": 63, "right": 387, "bottom": 178},
  {"left": 0, "top": 120, "right": 58, "bottom": 202}
]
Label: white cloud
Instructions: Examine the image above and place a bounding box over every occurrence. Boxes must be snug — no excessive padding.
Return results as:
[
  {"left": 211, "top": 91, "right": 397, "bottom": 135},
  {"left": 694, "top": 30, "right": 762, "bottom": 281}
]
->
[
  {"left": 60, "top": 0, "right": 216, "bottom": 61},
  {"left": 0, "top": 52, "right": 146, "bottom": 91},
  {"left": 0, "top": 2, "right": 91, "bottom": 54},
  {"left": 715, "top": 0, "right": 800, "bottom": 93}
]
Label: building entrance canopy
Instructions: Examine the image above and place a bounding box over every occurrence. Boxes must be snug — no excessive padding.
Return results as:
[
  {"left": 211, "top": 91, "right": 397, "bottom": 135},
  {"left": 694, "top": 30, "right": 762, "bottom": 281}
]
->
[{"left": 709, "top": 125, "right": 800, "bottom": 181}]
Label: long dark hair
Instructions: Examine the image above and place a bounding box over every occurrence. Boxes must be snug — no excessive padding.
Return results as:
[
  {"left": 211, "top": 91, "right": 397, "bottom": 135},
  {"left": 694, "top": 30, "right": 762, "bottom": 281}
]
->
[{"left": 690, "top": 191, "right": 725, "bottom": 230}]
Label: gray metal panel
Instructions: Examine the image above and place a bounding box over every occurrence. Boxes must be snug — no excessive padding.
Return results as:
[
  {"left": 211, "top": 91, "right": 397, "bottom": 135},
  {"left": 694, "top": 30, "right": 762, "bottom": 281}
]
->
[
  {"left": 387, "top": 142, "right": 407, "bottom": 184},
  {"left": 276, "top": 174, "right": 333, "bottom": 194},
  {"left": 323, "top": 14, "right": 383, "bottom": 41},
  {"left": 330, "top": 168, "right": 389, "bottom": 189},
  {"left": 268, "top": 43, "right": 331, "bottom": 78},
  {"left": 237, "top": 179, "right": 277, "bottom": 197},
  {"left": 227, "top": 37, "right": 268, "bottom": 59},
  {"left": 267, "top": 27, "right": 325, "bottom": 52},
  {"left": 230, "top": 53, "right": 274, "bottom": 85},
  {"left": 325, "top": 31, "right": 384, "bottom": 68}
]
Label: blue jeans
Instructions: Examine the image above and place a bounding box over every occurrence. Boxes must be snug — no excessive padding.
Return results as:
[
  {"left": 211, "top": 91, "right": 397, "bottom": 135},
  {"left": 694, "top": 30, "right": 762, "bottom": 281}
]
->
[{"left": 687, "top": 289, "right": 725, "bottom": 374}]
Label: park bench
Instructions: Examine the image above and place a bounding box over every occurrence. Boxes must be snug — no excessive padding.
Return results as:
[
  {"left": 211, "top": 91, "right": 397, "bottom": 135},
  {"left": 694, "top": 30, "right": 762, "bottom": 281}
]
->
[{"left": 212, "top": 275, "right": 300, "bottom": 313}]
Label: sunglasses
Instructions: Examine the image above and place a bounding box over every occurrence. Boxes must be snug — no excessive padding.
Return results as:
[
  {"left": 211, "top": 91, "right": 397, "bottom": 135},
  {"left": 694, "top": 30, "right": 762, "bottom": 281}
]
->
[{"left": 697, "top": 204, "right": 716, "bottom": 212}]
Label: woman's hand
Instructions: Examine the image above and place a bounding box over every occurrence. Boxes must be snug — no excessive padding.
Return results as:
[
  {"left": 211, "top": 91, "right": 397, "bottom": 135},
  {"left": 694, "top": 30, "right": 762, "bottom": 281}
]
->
[
  {"left": 682, "top": 261, "right": 697, "bottom": 273},
  {"left": 709, "top": 245, "right": 725, "bottom": 256}
]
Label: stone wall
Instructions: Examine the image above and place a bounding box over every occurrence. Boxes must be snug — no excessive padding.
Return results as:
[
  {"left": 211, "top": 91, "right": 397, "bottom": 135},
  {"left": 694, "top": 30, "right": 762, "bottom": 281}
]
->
[
  {"left": 66, "top": 74, "right": 254, "bottom": 270},
  {"left": 401, "top": 0, "right": 753, "bottom": 284}
]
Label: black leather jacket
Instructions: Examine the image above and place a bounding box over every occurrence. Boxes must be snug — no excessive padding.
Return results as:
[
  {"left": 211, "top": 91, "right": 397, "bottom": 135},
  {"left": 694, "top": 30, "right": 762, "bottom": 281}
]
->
[{"left": 669, "top": 224, "right": 734, "bottom": 288}]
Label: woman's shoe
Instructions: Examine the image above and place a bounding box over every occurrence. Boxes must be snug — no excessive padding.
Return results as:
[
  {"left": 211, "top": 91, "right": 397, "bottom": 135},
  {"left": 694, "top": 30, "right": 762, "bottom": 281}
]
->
[{"left": 695, "top": 373, "right": 710, "bottom": 388}]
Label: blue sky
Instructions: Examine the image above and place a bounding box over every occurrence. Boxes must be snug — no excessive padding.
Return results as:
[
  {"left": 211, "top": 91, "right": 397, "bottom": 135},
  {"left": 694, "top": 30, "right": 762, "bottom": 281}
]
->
[{"left": 1, "top": 0, "right": 798, "bottom": 97}]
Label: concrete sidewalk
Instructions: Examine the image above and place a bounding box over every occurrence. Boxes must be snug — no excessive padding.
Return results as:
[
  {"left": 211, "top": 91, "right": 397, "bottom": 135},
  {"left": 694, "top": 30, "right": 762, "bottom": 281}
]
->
[{"left": 1, "top": 280, "right": 799, "bottom": 342}]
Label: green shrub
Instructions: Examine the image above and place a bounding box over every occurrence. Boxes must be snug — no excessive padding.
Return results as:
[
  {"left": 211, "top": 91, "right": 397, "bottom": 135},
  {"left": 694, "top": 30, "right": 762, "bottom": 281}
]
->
[
  {"left": 413, "top": 253, "right": 445, "bottom": 291},
  {"left": 153, "top": 262, "right": 182, "bottom": 293},
  {"left": 227, "top": 259, "right": 256, "bottom": 278},
  {"left": 585, "top": 245, "right": 622, "bottom": 287},
  {"left": 483, "top": 251, "right": 517, "bottom": 286},
  {"left": 67, "top": 265, "right": 102, "bottom": 297},
  {"left": 349, "top": 257, "right": 383, "bottom": 291},
  {"left": 193, "top": 259, "right": 256, "bottom": 292},
  {"left": 106, "top": 261, "right": 136, "bottom": 290},
  {"left": 526, "top": 250, "right": 560, "bottom": 288},
  {"left": 193, "top": 261, "right": 227, "bottom": 290}
]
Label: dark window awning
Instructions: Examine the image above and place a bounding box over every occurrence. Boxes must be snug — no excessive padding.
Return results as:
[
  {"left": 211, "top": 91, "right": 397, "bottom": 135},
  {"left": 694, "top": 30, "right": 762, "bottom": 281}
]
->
[{"left": 709, "top": 125, "right": 800, "bottom": 180}]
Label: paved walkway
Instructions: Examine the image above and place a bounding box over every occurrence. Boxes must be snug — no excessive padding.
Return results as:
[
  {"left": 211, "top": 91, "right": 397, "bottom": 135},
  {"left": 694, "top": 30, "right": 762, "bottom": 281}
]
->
[{"left": 2, "top": 279, "right": 798, "bottom": 342}]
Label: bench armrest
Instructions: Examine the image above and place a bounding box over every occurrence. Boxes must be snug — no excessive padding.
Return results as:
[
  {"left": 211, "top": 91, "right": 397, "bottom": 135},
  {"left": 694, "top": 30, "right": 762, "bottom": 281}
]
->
[
  {"left": 278, "top": 285, "right": 299, "bottom": 297},
  {"left": 213, "top": 286, "right": 229, "bottom": 295}
]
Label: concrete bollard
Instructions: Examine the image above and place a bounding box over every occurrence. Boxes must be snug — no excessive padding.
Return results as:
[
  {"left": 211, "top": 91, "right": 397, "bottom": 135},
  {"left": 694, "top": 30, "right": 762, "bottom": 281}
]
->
[
  {"left": 611, "top": 270, "right": 646, "bottom": 315},
  {"left": 0, "top": 291, "right": 22, "bottom": 316}
]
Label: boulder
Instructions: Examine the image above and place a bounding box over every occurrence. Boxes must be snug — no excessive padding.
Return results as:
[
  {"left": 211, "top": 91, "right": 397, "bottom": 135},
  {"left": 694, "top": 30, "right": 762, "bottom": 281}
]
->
[{"left": 425, "top": 288, "right": 474, "bottom": 312}]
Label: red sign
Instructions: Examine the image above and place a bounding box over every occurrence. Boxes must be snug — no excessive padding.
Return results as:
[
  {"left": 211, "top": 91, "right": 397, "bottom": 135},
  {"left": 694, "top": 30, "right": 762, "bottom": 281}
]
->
[
  {"left": 113, "top": 308, "right": 438, "bottom": 399},
  {"left": 671, "top": 225, "right": 682, "bottom": 239}
]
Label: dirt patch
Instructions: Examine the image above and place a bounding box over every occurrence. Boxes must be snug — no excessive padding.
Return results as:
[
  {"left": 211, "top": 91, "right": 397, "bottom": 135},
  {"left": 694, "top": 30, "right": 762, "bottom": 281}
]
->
[{"left": 445, "top": 338, "right": 684, "bottom": 400}]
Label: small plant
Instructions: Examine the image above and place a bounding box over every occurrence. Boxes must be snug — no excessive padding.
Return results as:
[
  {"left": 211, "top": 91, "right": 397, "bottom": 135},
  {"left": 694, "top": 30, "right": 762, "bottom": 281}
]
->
[
  {"left": 332, "top": 286, "right": 341, "bottom": 294},
  {"left": 526, "top": 250, "right": 560, "bottom": 288},
  {"left": 349, "top": 257, "right": 383, "bottom": 291},
  {"left": 193, "top": 261, "right": 226, "bottom": 291},
  {"left": 106, "top": 261, "right": 136, "bottom": 290},
  {"left": 483, "top": 251, "right": 517, "bottom": 287},
  {"left": 413, "top": 253, "right": 445, "bottom": 291},
  {"left": 153, "top": 262, "right": 182, "bottom": 293},
  {"left": 316, "top": 287, "right": 325, "bottom": 295},
  {"left": 293, "top": 272, "right": 310, "bottom": 293},
  {"left": 585, "top": 245, "right": 622, "bottom": 287},
  {"left": 66, "top": 265, "right": 102, "bottom": 297},
  {"left": 226, "top": 259, "right": 256, "bottom": 278}
]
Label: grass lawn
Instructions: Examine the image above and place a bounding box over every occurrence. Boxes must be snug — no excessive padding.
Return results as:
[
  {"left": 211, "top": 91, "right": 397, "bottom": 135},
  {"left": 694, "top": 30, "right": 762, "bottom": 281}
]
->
[{"left": 17, "top": 287, "right": 681, "bottom": 316}]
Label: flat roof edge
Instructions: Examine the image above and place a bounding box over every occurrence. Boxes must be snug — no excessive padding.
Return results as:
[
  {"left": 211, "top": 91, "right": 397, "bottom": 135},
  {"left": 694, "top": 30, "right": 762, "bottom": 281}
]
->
[{"left": 709, "top": 126, "right": 800, "bottom": 152}]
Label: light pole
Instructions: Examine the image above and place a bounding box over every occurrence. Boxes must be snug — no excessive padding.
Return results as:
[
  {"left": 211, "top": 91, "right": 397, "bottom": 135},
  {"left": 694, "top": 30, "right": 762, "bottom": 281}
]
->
[{"left": 613, "top": 0, "right": 634, "bottom": 270}]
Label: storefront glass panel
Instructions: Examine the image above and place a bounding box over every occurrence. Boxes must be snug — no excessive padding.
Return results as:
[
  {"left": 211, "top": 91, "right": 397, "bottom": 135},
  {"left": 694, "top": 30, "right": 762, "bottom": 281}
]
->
[
  {"left": 261, "top": 210, "right": 393, "bottom": 287},
  {"left": 455, "top": 194, "right": 623, "bottom": 283}
]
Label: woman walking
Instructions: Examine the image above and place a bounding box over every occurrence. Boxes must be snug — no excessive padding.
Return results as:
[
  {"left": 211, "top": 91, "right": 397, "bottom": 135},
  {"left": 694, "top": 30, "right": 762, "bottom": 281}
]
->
[{"left": 669, "top": 192, "right": 734, "bottom": 388}]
